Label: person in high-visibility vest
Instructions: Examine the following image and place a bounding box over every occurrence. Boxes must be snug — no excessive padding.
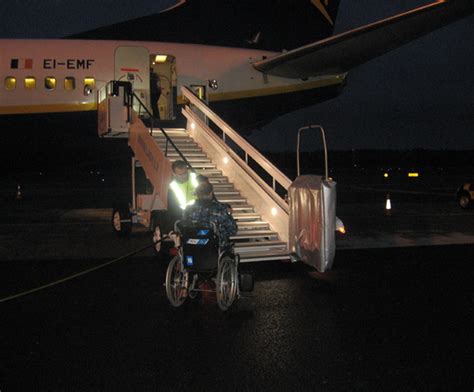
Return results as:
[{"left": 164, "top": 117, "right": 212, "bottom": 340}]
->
[{"left": 169, "top": 160, "right": 199, "bottom": 211}]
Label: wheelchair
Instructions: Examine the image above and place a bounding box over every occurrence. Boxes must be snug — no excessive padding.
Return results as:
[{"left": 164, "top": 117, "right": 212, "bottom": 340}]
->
[{"left": 165, "top": 221, "right": 250, "bottom": 311}]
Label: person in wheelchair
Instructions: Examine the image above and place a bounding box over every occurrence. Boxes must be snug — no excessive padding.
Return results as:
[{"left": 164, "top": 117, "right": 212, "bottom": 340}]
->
[
  {"left": 165, "top": 181, "right": 242, "bottom": 310},
  {"left": 183, "top": 181, "right": 237, "bottom": 254},
  {"left": 166, "top": 181, "right": 255, "bottom": 310}
]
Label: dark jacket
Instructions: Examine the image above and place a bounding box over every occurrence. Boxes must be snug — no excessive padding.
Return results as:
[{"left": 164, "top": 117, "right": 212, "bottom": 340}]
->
[{"left": 183, "top": 199, "right": 237, "bottom": 249}]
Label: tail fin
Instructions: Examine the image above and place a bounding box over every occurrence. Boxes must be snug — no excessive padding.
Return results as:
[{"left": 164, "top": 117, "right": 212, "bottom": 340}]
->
[
  {"left": 261, "top": 0, "right": 342, "bottom": 51},
  {"left": 158, "top": 0, "right": 343, "bottom": 51}
]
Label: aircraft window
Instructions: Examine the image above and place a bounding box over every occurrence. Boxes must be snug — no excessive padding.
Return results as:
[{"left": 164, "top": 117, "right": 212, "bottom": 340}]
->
[
  {"left": 83, "top": 77, "right": 95, "bottom": 96},
  {"left": 5, "top": 77, "right": 16, "bottom": 91},
  {"left": 24, "top": 77, "right": 36, "bottom": 90},
  {"left": 45, "top": 77, "right": 56, "bottom": 90},
  {"left": 64, "top": 77, "right": 75, "bottom": 91}
]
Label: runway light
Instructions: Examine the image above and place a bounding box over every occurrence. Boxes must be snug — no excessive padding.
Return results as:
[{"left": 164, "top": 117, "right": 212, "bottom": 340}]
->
[
  {"left": 223, "top": 157, "right": 229, "bottom": 164},
  {"left": 408, "top": 172, "right": 419, "bottom": 178},
  {"left": 385, "top": 193, "right": 392, "bottom": 212},
  {"left": 271, "top": 207, "right": 278, "bottom": 216}
]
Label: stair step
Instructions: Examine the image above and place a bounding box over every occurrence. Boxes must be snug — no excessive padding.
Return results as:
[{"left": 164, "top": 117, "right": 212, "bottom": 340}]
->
[
  {"left": 237, "top": 221, "right": 270, "bottom": 230},
  {"left": 218, "top": 197, "right": 246, "bottom": 203},
  {"left": 157, "top": 140, "right": 198, "bottom": 146},
  {"left": 232, "top": 213, "right": 261, "bottom": 221},
  {"left": 237, "top": 220, "right": 269, "bottom": 226},
  {"left": 175, "top": 157, "right": 212, "bottom": 163},
  {"left": 231, "top": 230, "right": 279, "bottom": 240},
  {"left": 166, "top": 152, "right": 207, "bottom": 157},
  {"left": 209, "top": 183, "right": 235, "bottom": 189},
  {"left": 214, "top": 190, "right": 240, "bottom": 196},
  {"left": 158, "top": 145, "right": 200, "bottom": 152},
  {"left": 159, "top": 144, "right": 201, "bottom": 149},
  {"left": 196, "top": 169, "right": 223, "bottom": 176},
  {"left": 190, "top": 163, "right": 216, "bottom": 169},
  {"left": 152, "top": 128, "right": 191, "bottom": 139},
  {"left": 235, "top": 240, "right": 288, "bottom": 252},
  {"left": 230, "top": 205, "right": 255, "bottom": 212},
  {"left": 239, "top": 250, "right": 293, "bottom": 263}
]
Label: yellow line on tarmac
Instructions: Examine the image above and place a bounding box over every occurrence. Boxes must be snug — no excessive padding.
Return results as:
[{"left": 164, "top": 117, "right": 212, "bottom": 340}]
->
[{"left": 0, "top": 242, "right": 154, "bottom": 304}]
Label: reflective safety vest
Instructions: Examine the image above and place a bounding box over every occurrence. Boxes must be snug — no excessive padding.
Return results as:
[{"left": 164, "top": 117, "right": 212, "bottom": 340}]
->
[{"left": 169, "top": 172, "right": 198, "bottom": 210}]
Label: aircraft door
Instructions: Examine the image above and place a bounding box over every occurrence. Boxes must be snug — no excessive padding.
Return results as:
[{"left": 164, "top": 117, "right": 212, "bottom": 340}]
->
[
  {"left": 149, "top": 54, "right": 177, "bottom": 121},
  {"left": 115, "top": 46, "right": 150, "bottom": 113}
]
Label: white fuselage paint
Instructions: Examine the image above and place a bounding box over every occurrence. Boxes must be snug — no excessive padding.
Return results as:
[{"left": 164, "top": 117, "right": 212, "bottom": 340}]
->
[{"left": 0, "top": 39, "right": 340, "bottom": 115}]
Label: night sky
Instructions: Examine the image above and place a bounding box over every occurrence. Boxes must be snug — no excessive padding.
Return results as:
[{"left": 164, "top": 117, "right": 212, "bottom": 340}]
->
[{"left": 1, "top": 0, "right": 473, "bottom": 151}]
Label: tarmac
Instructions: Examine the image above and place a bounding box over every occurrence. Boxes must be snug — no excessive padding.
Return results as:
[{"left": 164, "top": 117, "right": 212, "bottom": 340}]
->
[
  {"left": 1, "top": 198, "right": 473, "bottom": 261},
  {"left": 2, "top": 187, "right": 474, "bottom": 391}
]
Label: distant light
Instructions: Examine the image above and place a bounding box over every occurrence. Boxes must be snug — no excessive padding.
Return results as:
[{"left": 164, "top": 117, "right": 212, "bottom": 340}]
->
[
  {"left": 190, "top": 122, "right": 196, "bottom": 130},
  {"left": 271, "top": 207, "right": 278, "bottom": 216},
  {"left": 408, "top": 172, "right": 419, "bottom": 178},
  {"left": 386, "top": 194, "right": 392, "bottom": 210},
  {"left": 384, "top": 173, "right": 389, "bottom": 178},
  {"left": 223, "top": 157, "right": 229, "bottom": 164},
  {"left": 154, "top": 55, "right": 168, "bottom": 63}
]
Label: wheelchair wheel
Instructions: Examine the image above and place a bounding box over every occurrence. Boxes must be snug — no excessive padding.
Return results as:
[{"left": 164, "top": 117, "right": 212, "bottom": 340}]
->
[
  {"left": 216, "top": 255, "right": 238, "bottom": 311},
  {"left": 165, "top": 255, "right": 187, "bottom": 307}
]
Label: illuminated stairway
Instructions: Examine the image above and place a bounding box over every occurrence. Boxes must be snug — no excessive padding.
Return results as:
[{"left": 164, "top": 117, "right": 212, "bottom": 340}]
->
[{"left": 152, "top": 128, "right": 291, "bottom": 263}]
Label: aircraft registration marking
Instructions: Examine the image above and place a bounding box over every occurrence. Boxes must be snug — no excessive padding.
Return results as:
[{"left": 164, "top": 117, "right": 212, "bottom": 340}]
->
[{"left": 43, "top": 59, "right": 95, "bottom": 69}]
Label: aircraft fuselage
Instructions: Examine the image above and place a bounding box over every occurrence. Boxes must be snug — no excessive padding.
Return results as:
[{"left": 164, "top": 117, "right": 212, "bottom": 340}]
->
[{"left": 0, "top": 39, "right": 345, "bottom": 128}]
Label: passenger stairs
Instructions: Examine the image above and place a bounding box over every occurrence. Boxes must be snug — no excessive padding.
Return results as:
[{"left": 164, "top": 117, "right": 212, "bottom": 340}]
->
[
  {"left": 152, "top": 128, "right": 291, "bottom": 263},
  {"left": 97, "top": 82, "right": 294, "bottom": 263}
]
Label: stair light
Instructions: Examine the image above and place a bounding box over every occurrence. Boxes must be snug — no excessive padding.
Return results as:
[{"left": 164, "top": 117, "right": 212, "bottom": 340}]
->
[
  {"left": 190, "top": 122, "right": 196, "bottom": 130},
  {"left": 271, "top": 207, "right": 278, "bottom": 216},
  {"left": 223, "top": 157, "right": 229, "bottom": 164}
]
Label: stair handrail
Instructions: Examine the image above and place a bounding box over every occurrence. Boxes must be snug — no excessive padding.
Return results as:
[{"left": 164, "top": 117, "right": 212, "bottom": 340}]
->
[
  {"left": 297, "top": 125, "right": 329, "bottom": 179},
  {"left": 181, "top": 86, "right": 292, "bottom": 192},
  {"left": 128, "top": 90, "right": 194, "bottom": 171}
]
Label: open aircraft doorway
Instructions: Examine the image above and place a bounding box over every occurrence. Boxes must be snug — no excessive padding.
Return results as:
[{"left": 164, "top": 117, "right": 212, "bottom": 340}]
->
[
  {"left": 150, "top": 54, "right": 177, "bottom": 121},
  {"left": 115, "top": 46, "right": 149, "bottom": 114}
]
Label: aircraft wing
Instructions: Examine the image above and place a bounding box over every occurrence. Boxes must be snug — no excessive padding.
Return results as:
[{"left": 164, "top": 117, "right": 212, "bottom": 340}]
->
[{"left": 253, "top": 0, "right": 474, "bottom": 79}]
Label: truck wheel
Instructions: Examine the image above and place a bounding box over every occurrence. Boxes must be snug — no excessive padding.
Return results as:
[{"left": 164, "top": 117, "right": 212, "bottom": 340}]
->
[{"left": 112, "top": 204, "right": 132, "bottom": 237}]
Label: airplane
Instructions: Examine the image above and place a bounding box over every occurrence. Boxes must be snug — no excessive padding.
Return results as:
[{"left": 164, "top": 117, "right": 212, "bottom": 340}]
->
[{"left": 0, "top": 0, "right": 473, "bottom": 138}]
